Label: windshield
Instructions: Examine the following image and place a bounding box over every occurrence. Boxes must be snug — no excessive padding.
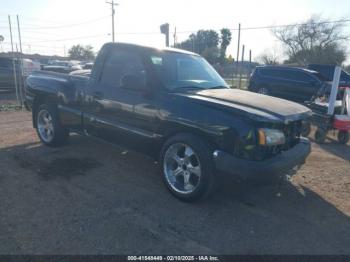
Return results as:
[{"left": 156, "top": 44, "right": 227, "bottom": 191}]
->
[{"left": 148, "top": 51, "right": 228, "bottom": 90}]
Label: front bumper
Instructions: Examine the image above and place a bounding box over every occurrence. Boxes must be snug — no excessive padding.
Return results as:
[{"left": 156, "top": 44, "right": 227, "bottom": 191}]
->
[{"left": 213, "top": 137, "right": 311, "bottom": 177}]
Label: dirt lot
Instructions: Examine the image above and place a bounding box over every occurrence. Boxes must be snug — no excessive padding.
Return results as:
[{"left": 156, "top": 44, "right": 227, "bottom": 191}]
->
[{"left": 0, "top": 110, "right": 349, "bottom": 255}]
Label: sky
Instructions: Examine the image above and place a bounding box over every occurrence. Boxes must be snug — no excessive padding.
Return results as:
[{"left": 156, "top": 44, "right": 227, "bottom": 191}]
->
[{"left": 0, "top": 0, "right": 350, "bottom": 63}]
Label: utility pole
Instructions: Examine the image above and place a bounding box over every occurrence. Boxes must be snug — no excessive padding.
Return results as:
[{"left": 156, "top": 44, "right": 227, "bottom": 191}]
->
[
  {"left": 8, "top": 15, "right": 19, "bottom": 105},
  {"left": 249, "top": 49, "right": 252, "bottom": 75},
  {"left": 173, "top": 27, "right": 177, "bottom": 47},
  {"left": 236, "top": 23, "right": 241, "bottom": 63},
  {"left": 106, "top": 0, "right": 119, "bottom": 42},
  {"left": 17, "top": 15, "right": 24, "bottom": 109},
  {"left": 232, "top": 23, "right": 241, "bottom": 84},
  {"left": 15, "top": 44, "right": 23, "bottom": 108},
  {"left": 238, "top": 44, "right": 245, "bottom": 90}
]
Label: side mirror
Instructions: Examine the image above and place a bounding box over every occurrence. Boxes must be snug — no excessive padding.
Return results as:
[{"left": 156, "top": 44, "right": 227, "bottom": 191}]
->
[{"left": 121, "top": 74, "right": 147, "bottom": 91}]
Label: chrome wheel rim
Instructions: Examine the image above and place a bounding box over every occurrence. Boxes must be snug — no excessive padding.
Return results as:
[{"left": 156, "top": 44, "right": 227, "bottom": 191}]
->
[
  {"left": 37, "top": 109, "right": 54, "bottom": 143},
  {"left": 258, "top": 87, "right": 268, "bottom": 95},
  {"left": 163, "top": 143, "right": 201, "bottom": 194}
]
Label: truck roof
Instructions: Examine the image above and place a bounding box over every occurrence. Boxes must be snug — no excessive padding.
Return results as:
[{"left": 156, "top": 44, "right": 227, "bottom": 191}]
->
[{"left": 102, "top": 42, "right": 199, "bottom": 56}]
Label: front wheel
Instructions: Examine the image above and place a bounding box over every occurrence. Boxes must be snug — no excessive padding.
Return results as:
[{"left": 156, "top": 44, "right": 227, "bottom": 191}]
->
[
  {"left": 338, "top": 131, "right": 349, "bottom": 144},
  {"left": 36, "top": 104, "right": 69, "bottom": 147},
  {"left": 160, "top": 134, "right": 216, "bottom": 202}
]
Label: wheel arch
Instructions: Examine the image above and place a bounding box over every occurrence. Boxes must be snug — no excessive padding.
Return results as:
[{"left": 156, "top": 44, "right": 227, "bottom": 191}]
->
[
  {"left": 157, "top": 122, "right": 222, "bottom": 159},
  {"left": 32, "top": 92, "right": 59, "bottom": 128}
]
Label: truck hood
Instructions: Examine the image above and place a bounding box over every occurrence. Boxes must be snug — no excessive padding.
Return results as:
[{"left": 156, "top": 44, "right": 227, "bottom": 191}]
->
[{"left": 180, "top": 88, "right": 311, "bottom": 123}]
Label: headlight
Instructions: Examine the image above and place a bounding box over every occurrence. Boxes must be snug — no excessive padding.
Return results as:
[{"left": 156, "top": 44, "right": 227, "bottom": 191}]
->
[{"left": 258, "top": 128, "right": 285, "bottom": 146}]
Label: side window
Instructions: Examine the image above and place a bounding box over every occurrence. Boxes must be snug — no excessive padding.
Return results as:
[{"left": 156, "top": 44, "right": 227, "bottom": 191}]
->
[
  {"left": 259, "top": 68, "right": 267, "bottom": 76},
  {"left": 288, "top": 71, "right": 313, "bottom": 82},
  {"left": 275, "top": 70, "right": 291, "bottom": 79},
  {"left": 259, "top": 68, "right": 316, "bottom": 82},
  {"left": 261, "top": 68, "right": 285, "bottom": 78},
  {"left": 91, "top": 48, "right": 106, "bottom": 80},
  {"left": 259, "top": 68, "right": 275, "bottom": 77},
  {"left": 100, "top": 50, "right": 146, "bottom": 89}
]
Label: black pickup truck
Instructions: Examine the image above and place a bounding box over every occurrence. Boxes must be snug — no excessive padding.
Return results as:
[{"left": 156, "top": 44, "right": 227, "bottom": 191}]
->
[{"left": 26, "top": 43, "right": 311, "bottom": 201}]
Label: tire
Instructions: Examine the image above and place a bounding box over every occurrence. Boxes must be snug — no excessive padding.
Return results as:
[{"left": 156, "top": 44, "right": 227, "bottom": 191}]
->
[
  {"left": 301, "top": 121, "right": 311, "bottom": 137},
  {"left": 257, "top": 87, "right": 269, "bottom": 95},
  {"left": 314, "top": 128, "right": 327, "bottom": 144},
  {"left": 337, "top": 131, "right": 349, "bottom": 144},
  {"left": 35, "top": 103, "right": 69, "bottom": 147},
  {"left": 160, "top": 133, "right": 216, "bottom": 202}
]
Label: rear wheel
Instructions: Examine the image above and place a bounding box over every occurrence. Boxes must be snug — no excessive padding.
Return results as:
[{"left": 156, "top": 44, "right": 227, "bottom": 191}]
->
[
  {"left": 315, "top": 128, "right": 327, "bottom": 144},
  {"left": 338, "top": 131, "right": 349, "bottom": 144},
  {"left": 160, "top": 134, "right": 216, "bottom": 202},
  {"left": 36, "top": 104, "right": 69, "bottom": 147}
]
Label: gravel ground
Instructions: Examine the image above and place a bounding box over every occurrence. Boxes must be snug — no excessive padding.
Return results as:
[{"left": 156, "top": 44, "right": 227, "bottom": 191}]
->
[{"left": 0, "top": 111, "right": 349, "bottom": 255}]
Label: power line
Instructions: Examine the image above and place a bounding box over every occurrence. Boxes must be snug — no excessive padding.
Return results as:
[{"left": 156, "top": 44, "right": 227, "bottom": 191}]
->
[
  {"left": 16, "top": 30, "right": 67, "bottom": 37},
  {"left": 2, "top": 16, "right": 350, "bottom": 53},
  {"left": 19, "top": 16, "right": 84, "bottom": 24},
  {"left": 1, "top": 17, "right": 349, "bottom": 35},
  {"left": 232, "top": 18, "right": 350, "bottom": 31},
  {"left": 22, "top": 33, "right": 109, "bottom": 44},
  {"left": 1, "top": 42, "right": 65, "bottom": 49},
  {"left": 0, "top": 15, "right": 109, "bottom": 30},
  {"left": 171, "top": 18, "right": 350, "bottom": 35}
]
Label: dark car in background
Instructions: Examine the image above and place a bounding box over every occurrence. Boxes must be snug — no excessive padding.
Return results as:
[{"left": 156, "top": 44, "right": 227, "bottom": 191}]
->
[
  {"left": 42, "top": 60, "right": 82, "bottom": 74},
  {"left": 307, "top": 64, "right": 350, "bottom": 86},
  {"left": 69, "top": 69, "right": 91, "bottom": 76},
  {"left": 82, "top": 62, "right": 94, "bottom": 69},
  {"left": 41, "top": 65, "right": 74, "bottom": 74},
  {"left": 248, "top": 66, "right": 327, "bottom": 102},
  {"left": 0, "top": 57, "right": 20, "bottom": 92}
]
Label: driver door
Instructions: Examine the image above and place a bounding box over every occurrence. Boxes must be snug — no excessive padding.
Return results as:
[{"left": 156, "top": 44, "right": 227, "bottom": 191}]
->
[{"left": 84, "top": 47, "right": 158, "bottom": 144}]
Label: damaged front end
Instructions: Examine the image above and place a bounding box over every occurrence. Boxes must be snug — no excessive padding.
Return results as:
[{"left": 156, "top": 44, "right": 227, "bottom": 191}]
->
[
  {"left": 240, "top": 120, "right": 304, "bottom": 161},
  {"left": 213, "top": 119, "right": 310, "bottom": 177}
]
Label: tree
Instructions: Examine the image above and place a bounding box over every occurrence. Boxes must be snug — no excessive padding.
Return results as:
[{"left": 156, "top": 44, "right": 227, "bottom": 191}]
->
[
  {"left": 226, "top": 54, "right": 234, "bottom": 64},
  {"left": 219, "top": 28, "right": 232, "bottom": 65},
  {"left": 202, "top": 46, "right": 220, "bottom": 64},
  {"left": 177, "top": 30, "right": 219, "bottom": 53},
  {"left": 257, "top": 49, "right": 280, "bottom": 65},
  {"left": 272, "top": 16, "right": 349, "bottom": 66},
  {"left": 176, "top": 29, "right": 231, "bottom": 64},
  {"left": 68, "top": 44, "right": 95, "bottom": 61},
  {"left": 175, "top": 33, "right": 196, "bottom": 52}
]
